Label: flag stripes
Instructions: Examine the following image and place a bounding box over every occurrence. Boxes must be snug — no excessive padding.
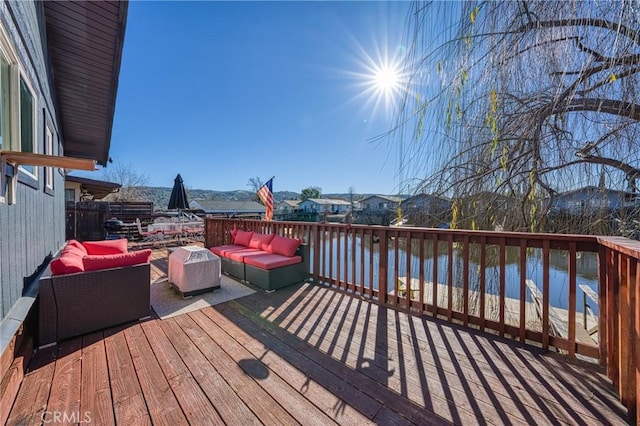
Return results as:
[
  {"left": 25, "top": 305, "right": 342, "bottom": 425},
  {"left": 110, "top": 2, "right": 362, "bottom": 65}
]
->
[{"left": 257, "top": 178, "right": 274, "bottom": 221}]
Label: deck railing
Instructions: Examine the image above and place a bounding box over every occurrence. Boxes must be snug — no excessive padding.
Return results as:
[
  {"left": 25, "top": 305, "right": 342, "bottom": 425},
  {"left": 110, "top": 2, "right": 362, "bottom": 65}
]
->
[{"left": 205, "top": 218, "right": 639, "bottom": 423}]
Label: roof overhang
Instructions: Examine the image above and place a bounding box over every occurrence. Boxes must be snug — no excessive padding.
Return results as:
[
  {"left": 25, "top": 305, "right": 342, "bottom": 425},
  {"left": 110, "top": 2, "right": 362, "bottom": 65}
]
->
[
  {"left": 44, "top": 1, "right": 128, "bottom": 166},
  {"left": 65, "top": 175, "right": 120, "bottom": 200}
]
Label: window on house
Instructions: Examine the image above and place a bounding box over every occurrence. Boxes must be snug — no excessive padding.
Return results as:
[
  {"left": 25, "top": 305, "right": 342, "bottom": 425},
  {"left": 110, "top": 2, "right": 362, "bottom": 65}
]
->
[
  {"left": 65, "top": 188, "right": 75, "bottom": 202},
  {"left": 19, "top": 76, "right": 36, "bottom": 176}
]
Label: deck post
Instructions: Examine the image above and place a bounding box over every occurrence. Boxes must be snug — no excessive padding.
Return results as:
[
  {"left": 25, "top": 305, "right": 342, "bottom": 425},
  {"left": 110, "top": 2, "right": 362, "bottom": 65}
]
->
[{"left": 378, "top": 229, "right": 388, "bottom": 304}]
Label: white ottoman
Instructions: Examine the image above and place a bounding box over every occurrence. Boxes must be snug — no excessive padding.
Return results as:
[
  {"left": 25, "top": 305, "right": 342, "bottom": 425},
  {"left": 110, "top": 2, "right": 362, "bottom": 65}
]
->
[{"left": 168, "top": 246, "right": 221, "bottom": 297}]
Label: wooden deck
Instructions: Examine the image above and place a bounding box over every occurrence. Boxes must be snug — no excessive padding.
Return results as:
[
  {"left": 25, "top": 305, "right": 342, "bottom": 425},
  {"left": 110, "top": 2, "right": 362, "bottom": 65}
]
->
[{"left": 7, "top": 249, "right": 628, "bottom": 425}]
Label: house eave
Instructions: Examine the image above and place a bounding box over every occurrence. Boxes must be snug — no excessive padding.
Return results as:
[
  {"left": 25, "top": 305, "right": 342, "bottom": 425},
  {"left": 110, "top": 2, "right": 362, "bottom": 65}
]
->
[{"left": 43, "top": 1, "right": 128, "bottom": 166}]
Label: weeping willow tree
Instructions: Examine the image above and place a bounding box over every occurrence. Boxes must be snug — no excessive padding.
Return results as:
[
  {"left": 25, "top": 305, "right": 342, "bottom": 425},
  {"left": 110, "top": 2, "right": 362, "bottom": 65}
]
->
[{"left": 393, "top": 0, "right": 640, "bottom": 236}]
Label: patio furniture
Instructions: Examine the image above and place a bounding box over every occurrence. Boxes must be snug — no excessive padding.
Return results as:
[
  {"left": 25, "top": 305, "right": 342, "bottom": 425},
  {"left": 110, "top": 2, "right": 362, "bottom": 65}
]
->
[
  {"left": 135, "top": 218, "right": 161, "bottom": 242},
  {"left": 209, "top": 231, "right": 309, "bottom": 291},
  {"left": 168, "top": 245, "right": 221, "bottom": 297},
  {"left": 39, "top": 239, "right": 152, "bottom": 346}
]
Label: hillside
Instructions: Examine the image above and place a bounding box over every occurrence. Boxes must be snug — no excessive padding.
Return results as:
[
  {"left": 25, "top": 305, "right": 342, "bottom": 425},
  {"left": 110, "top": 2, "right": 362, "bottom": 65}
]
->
[
  {"left": 136, "top": 186, "right": 299, "bottom": 210},
  {"left": 126, "top": 186, "right": 379, "bottom": 210}
]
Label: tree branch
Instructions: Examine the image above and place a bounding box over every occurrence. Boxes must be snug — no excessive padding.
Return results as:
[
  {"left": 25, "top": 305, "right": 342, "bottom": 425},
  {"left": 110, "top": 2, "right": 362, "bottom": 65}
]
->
[
  {"left": 515, "top": 18, "right": 640, "bottom": 46},
  {"left": 551, "top": 98, "right": 640, "bottom": 121}
]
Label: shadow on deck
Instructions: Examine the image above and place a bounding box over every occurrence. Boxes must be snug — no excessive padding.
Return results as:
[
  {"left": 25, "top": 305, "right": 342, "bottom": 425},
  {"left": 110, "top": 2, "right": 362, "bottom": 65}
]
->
[{"left": 6, "top": 249, "right": 628, "bottom": 425}]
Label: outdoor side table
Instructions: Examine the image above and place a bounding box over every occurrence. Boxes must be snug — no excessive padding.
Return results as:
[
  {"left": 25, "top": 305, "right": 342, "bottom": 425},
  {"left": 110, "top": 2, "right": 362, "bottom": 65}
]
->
[{"left": 168, "top": 246, "right": 221, "bottom": 297}]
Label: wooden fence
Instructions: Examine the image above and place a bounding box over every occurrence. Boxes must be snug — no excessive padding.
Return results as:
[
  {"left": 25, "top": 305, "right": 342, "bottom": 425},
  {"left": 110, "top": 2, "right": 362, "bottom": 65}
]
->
[
  {"left": 66, "top": 201, "right": 109, "bottom": 241},
  {"left": 205, "top": 218, "right": 639, "bottom": 423},
  {"left": 107, "top": 201, "right": 154, "bottom": 223}
]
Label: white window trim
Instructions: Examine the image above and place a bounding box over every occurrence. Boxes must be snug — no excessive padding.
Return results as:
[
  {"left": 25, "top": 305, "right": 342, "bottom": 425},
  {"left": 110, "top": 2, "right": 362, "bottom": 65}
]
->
[
  {"left": 17, "top": 70, "right": 38, "bottom": 179},
  {"left": 0, "top": 23, "right": 17, "bottom": 148}
]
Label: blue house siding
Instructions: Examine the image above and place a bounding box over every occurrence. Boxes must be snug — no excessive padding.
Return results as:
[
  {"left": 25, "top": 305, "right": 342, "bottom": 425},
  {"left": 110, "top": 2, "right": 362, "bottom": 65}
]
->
[
  {"left": 550, "top": 187, "right": 630, "bottom": 215},
  {"left": 0, "top": 2, "right": 65, "bottom": 320}
]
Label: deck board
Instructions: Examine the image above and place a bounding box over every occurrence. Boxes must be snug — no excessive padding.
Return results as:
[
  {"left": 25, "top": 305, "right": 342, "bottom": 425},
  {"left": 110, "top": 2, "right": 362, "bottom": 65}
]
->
[
  {"left": 104, "top": 327, "right": 151, "bottom": 425},
  {"left": 189, "top": 309, "right": 339, "bottom": 426},
  {"left": 47, "top": 338, "right": 82, "bottom": 422},
  {"left": 80, "top": 332, "right": 115, "bottom": 426},
  {"left": 159, "top": 318, "right": 262, "bottom": 425},
  {"left": 6, "top": 345, "right": 56, "bottom": 425},
  {"left": 7, "top": 247, "right": 629, "bottom": 425},
  {"left": 267, "top": 280, "right": 616, "bottom": 424},
  {"left": 140, "top": 320, "right": 224, "bottom": 425},
  {"left": 173, "top": 313, "right": 300, "bottom": 425},
  {"left": 123, "top": 324, "right": 188, "bottom": 425}
]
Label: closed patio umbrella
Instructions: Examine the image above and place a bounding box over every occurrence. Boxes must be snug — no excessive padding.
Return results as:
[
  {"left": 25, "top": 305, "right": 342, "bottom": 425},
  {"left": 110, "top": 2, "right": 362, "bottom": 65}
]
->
[{"left": 168, "top": 174, "right": 190, "bottom": 214}]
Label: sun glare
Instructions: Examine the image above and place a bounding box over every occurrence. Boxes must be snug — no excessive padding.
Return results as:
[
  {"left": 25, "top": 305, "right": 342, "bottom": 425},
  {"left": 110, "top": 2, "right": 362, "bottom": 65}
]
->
[
  {"left": 374, "top": 65, "right": 400, "bottom": 95},
  {"left": 344, "top": 45, "right": 408, "bottom": 119}
]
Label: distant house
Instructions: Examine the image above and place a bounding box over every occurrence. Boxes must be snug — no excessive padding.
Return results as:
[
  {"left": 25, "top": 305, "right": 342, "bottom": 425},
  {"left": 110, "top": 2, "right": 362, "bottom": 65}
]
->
[
  {"left": 191, "top": 200, "right": 266, "bottom": 217},
  {"left": 298, "top": 198, "right": 351, "bottom": 214},
  {"left": 275, "top": 199, "right": 301, "bottom": 215},
  {"left": 550, "top": 186, "right": 638, "bottom": 214},
  {"left": 65, "top": 175, "right": 120, "bottom": 202},
  {"left": 360, "top": 195, "right": 403, "bottom": 212},
  {"left": 401, "top": 193, "right": 451, "bottom": 213}
]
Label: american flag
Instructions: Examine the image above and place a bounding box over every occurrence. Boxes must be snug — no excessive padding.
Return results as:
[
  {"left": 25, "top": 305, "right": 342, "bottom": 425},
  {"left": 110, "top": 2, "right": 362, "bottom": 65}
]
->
[{"left": 257, "top": 178, "right": 274, "bottom": 221}]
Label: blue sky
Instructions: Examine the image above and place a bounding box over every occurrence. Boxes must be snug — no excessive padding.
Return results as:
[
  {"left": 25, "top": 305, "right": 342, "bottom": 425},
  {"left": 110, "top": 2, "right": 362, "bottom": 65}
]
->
[{"left": 74, "top": 1, "right": 413, "bottom": 195}]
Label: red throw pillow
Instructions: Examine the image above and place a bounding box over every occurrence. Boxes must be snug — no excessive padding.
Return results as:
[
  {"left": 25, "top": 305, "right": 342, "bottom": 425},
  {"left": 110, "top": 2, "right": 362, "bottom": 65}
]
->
[
  {"left": 234, "top": 230, "right": 253, "bottom": 247},
  {"left": 248, "top": 233, "right": 275, "bottom": 250},
  {"left": 50, "top": 247, "right": 85, "bottom": 275},
  {"left": 266, "top": 235, "right": 301, "bottom": 257},
  {"left": 83, "top": 249, "right": 151, "bottom": 271},
  {"left": 82, "top": 239, "right": 128, "bottom": 255},
  {"left": 66, "top": 239, "right": 87, "bottom": 255},
  {"left": 230, "top": 228, "right": 238, "bottom": 243}
]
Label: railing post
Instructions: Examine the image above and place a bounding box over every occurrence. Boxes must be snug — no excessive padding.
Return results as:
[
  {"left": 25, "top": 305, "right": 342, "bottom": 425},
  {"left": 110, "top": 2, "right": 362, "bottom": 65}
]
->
[
  {"left": 313, "top": 225, "right": 321, "bottom": 282},
  {"left": 635, "top": 258, "right": 640, "bottom": 425},
  {"left": 619, "top": 255, "right": 629, "bottom": 402},
  {"left": 378, "top": 228, "right": 388, "bottom": 304},
  {"left": 625, "top": 258, "right": 637, "bottom": 421},
  {"left": 568, "top": 242, "right": 577, "bottom": 358},
  {"left": 597, "top": 245, "right": 607, "bottom": 368}
]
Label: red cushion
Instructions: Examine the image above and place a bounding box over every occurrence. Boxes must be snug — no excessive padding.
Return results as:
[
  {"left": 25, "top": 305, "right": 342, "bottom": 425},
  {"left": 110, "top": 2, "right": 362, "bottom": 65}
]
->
[
  {"left": 66, "top": 239, "right": 87, "bottom": 255},
  {"left": 82, "top": 239, "right": 128, "bottom": 255},
  {"left": 244, "top": 254, "right": 302, "bottom": 270},
  {"left": 226, "top": 248, "right": 268, "bottom": 262},
  {"left": 63, "top": 244, "right": 87, "bottom": 258},
  {"left": 266, "top": 235, "right": 301, "bottom": 257},
  {"left": 83, "top": 249, "right": 151, "bottom": 271},
  {"left": 209, "top": 244, "right": 246, "bottom": 257},
  {"left": 230, "top": 228, "right": 238, "bottom": 243},
  {"left": 248, "top": 233, "right": 275, "bottom": 250},
  {"left": 50, "top": 246, "right": 86, "bottom": 275},
  {"left": 234, "top": 230, "right": 253, "bottom": 247}
]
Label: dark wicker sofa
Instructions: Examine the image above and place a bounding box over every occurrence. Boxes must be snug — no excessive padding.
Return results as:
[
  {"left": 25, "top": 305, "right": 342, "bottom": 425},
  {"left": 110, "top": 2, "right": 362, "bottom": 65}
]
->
[
  {"left": 38, "top": 263, "right": 151, "bottom": 347},
  {"left": 210, "top": 231, "right": 310, "bottom": 292},
  {"left": 38, "top": 239, "right": 151, "bottom": 347}
]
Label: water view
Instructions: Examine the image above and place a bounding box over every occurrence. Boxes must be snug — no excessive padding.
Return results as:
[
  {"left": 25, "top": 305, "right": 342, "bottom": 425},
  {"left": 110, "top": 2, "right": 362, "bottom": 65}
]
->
[{"left": 311, "top": 235, "right": 599, "bottom": 314}]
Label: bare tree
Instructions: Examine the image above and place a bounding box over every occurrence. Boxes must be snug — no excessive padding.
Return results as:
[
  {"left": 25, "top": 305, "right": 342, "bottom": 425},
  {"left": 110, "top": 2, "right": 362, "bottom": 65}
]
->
[
  {"left": 393, "top": 1, "right": 640, "bottom": 234},
  {"left": 247, "top": 176, "right": 264, "bottom": 202},
  {"left": 247, "top": 176, "right": 264, "bottom": 193},
  {"left": 100, "top": 162, "right": 150, "bottom": 202}
]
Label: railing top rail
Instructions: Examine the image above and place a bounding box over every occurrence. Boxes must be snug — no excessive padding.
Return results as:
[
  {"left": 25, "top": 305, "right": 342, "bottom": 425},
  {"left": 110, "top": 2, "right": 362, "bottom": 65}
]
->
[
  {"left": 597, "top": 236, "right": 640, "bottom": 260},
  {"left": 204, "top": 217, "right": 599, "bottom": 243}
]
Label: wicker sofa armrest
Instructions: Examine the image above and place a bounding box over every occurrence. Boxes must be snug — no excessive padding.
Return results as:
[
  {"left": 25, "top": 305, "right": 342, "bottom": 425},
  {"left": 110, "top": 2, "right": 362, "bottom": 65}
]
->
[{"left": 38, "top": 263, "right": 150, "bottom": 347}]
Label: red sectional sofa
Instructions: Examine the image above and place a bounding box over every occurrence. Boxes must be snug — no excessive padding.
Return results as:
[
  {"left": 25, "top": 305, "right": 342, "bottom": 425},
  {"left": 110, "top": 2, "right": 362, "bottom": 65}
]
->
[
  {"left": 209, "top": 230, "right": 309, "bottom": 292},
  {"left": 38, "top": 239, "right": 152, "bottom": 347}
]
